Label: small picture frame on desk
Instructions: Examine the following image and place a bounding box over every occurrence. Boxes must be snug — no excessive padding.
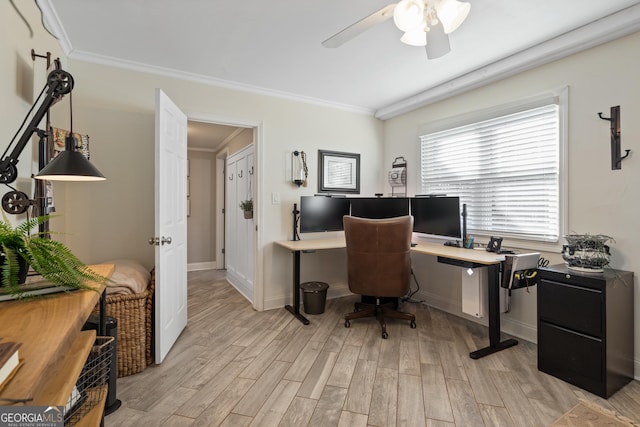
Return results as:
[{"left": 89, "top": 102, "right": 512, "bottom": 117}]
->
[{"left": 318, "top": 150, "right": 360, "bottom": 194}]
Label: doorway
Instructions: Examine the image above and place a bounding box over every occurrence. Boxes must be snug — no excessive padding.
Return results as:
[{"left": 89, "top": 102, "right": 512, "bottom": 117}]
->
[{"left": 186, "top": 114, "right": 263, "bottom": 311}]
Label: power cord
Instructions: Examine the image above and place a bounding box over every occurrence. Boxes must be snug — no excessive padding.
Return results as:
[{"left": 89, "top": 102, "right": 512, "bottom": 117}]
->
[{"left": 402, "top": 268, "right": 425, "bottom": 304}]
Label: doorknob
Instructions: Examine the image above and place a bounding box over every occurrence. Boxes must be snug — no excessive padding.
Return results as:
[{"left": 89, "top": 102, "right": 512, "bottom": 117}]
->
[{"left": 149, "top": 236, "right": 172, "bottom": 246}]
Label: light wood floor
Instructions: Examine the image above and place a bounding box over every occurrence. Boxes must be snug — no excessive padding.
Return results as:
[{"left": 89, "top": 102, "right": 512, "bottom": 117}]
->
[{"left": 107, "top": 270, "right": 640, "bottom": 426}]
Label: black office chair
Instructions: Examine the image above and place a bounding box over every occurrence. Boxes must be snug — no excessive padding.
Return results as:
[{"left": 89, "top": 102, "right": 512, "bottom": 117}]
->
[{"left": 343, "top": 215, "right": 416, "bottom": 339}]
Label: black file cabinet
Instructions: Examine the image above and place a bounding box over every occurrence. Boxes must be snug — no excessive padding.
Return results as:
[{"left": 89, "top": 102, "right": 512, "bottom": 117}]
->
[{"left": 537, "top": 264, "right": 634, "bottom": 398}]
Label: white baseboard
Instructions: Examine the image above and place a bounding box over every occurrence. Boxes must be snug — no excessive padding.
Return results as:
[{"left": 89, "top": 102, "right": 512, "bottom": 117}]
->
[
  {"left": 413, "top": 289, "right": 538, "bottom": 344},
  {"left": 187, "top": 261, "right": 216, "bottom": 272},
  {"left": 226, "top": 272, "right": 253, "bottom": 304},
  {"left": 326, "top": 284, "right": 352, "bottom": 300}
]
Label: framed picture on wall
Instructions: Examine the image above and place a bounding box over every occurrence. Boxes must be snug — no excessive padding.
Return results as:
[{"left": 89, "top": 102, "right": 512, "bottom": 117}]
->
[{"left": 318, "top": 150, "right": 360, "bottom": 194}]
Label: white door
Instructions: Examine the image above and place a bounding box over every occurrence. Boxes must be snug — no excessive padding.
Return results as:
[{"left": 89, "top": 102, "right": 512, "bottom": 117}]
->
[
  {"left": 154, "top": 89, "right": 188, "bottom": 364},
  {"left": 224, "top": 145, "right": 254, "bottom": 302}
]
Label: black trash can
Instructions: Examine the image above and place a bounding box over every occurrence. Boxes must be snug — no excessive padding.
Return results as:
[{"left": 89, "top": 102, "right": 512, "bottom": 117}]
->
[
  {"left": 82, "top": 314, "right": 121, "bottom": 415},
  {"left": 301, "top": 282, "right": 329, "bottom": 314}
]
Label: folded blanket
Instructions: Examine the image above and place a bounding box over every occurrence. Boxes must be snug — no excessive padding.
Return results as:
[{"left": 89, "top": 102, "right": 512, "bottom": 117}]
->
[{"left": 103, "top": 259, "right": 151, "bottom": 295}]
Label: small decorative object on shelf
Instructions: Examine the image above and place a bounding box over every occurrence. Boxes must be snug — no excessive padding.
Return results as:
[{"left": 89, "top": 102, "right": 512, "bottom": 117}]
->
[
  {"left": 562, "top": 234, "right": 613, "bottom": 273},
  {"left": 239, "top": 199, "right": 253, "bottom": 219}
]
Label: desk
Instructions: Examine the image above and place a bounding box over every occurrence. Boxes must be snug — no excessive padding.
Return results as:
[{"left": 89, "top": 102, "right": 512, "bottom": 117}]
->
[
  {"left": 0, "top": 264, "right": 114, "bottom": 426},
  {"left": 275, "top": 237, "right": 346, "bottom": 325},
  {"left": 275, "top": 238, "right": 516, "bottom": 359}
]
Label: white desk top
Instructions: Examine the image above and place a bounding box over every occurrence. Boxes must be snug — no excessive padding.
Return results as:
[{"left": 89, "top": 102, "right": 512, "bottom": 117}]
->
[
  {"left": 275, "top": 238, "right": 504, "bottom": 265},
  {"left": 275, "top": 237, "right": 346, "bottom": 251},
  {"left": 411, "top": 242, "right": 505, "bottom": 265}
]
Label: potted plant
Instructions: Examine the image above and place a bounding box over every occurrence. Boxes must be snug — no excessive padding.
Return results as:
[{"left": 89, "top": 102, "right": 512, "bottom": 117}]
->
[
  {"left": 562, "top": 233, "right": 613, "bottom": 273},
  {"left": 0, "top": 214, "right": 108, "bottom": 298},
  {"left": 239, "top": 199, "right": 253, "bottom": 219}
]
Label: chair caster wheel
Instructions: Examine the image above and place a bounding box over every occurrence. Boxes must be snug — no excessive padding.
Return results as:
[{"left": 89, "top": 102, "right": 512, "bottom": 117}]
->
[
  {"left": 410, "top": 320, "right": 417, "bottom": 329},
  {"left": 382, "top": 331, "right": 388, "bottom": 339},
  {"left": 345, "top": 320, "right": 351, "bottom": 328}
]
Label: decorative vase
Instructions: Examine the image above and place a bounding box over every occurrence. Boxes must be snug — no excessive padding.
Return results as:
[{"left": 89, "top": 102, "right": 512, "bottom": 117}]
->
[
  {"left": 243, "top": 210, "right": 253, "bottom": 219},
  {"left": 561, "top": 234, "right": 612, "bottom": 273}
]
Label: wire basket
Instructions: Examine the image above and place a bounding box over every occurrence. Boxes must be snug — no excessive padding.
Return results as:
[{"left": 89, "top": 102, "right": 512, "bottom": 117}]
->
[{"left": 64, "top": 336, "right": 113, "bottom": 426}]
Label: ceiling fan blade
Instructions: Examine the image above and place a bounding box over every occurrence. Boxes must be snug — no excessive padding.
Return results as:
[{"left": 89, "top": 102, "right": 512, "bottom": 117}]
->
[{"left": 322, "top": 3, "right": 397, "bottom": 48}]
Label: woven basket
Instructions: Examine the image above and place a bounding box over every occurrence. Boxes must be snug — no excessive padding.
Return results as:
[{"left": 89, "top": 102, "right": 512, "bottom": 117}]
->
[{"left": 96, "top": 290, "right": 148, "bottom": 377}]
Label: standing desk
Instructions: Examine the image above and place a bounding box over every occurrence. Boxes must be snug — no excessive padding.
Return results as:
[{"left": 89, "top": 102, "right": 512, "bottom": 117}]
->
[
  {"left": 275, "top": 237, "right": 346, "bottom": 326},
  {"left": 275, "top": 238, "right": 517, "bottom": 359}
]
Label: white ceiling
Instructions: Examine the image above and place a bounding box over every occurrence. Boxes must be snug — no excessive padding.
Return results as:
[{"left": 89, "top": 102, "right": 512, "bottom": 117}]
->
[{"left": 40, "top": 0, "right": 640, "bottom": 118}]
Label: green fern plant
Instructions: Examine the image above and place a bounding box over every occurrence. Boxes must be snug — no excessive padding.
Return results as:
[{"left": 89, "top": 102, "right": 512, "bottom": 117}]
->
[{"left": 0, "top": 215, "right": 108, "bottom": 298}]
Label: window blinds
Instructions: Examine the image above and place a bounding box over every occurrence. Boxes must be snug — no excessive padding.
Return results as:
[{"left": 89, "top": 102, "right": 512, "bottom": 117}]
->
[{"left": 420, "top": 104, "right": 560, "bottom": 242}]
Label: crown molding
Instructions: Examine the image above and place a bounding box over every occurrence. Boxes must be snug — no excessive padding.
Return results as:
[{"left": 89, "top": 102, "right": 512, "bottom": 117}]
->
[
  {"left": 36, "top": 0, "right": 373, "bottom": 116},
  {"left": 36, "top": 0, "right": 72, "bottom": 53},
  {"left": 38, "top": 1, "right": 640, "bottom": 121},
  {"left": 375, "top": 3, "right": 640, "bottom": 120}
]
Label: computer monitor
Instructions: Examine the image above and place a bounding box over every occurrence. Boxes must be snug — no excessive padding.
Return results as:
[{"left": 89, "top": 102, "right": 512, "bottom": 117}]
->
[
  {"left": 299, "top": 196, "right": 351, "bottom": 233},
  {"left": 410, "top": 196, "right": 462, "bottom": 239},
  {"left": 350, "top": 197, "right": 410, "bottom": 219}
]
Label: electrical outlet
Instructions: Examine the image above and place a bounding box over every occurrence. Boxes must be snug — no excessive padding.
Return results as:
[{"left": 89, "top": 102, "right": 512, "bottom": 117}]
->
[{"left": 271, "top": 192, "right": 281, "bottom": 204}]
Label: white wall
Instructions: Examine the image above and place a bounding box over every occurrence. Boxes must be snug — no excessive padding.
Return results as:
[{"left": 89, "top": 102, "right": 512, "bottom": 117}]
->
[
  {"left": 0, "top": 2, "right": 66, "bottom": 230},
  {"left": 55, "top": 59, "right": 383, "bottom": 308},
  {"left": 227, "top": 128, "right": 253, "bottom": 156},
  {"left": 1, "top": 1, "right": 383, "bottom": 309},
  {"left": 187, "top": 149, "right": 216, "bottom": 267},
  {"left": 384, "top": 32, "right": 640, "bottom": 372},
  {"left": 6, "top": 0, "right": 638, "bottom": 376}
]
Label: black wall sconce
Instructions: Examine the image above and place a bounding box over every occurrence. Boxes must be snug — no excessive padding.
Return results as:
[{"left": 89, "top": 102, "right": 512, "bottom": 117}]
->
[{"left": 598, "top": 105, "right": 630, "bottom": 170}]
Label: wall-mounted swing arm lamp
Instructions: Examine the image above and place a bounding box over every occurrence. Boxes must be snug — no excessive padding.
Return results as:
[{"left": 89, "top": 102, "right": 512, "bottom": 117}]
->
[
  {"left": 0, "top": 69, "right": 73, "bottom": 184},
  {"left": 0, "top": 68, "right": 105, "bottom": 215}
]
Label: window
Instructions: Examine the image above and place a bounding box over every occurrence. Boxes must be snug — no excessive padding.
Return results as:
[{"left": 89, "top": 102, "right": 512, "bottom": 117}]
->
[{"left": 420, "top": 97, "right": 564, "bottom": 243}]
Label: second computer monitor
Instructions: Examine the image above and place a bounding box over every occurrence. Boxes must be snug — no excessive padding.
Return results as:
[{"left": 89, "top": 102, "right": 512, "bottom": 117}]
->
[
  {"left": 299, "top": 196, "right": 351, "bottom": 233},
  {"left": 350, "top": 197, "right": 409, "bottom": 219},
  {"left": 411, "top": 196, "right": 462, "bottom": 239}
]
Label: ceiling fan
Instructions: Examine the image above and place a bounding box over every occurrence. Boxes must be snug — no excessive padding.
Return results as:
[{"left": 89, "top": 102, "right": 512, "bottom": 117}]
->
[{"left": 322, "top": 0, "right": 471, "bottom": 59}]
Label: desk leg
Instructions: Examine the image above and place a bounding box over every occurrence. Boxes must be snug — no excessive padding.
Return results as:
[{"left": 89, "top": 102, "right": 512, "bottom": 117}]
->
[
  {"left": 469, "top": 263, "right": 517, "bottom": 359},
  {"left": 285, "top": 250, "right": 310, "bottom": 325},
  {"left": 99, "top": 288, "right": 106, "bottom": 336}
]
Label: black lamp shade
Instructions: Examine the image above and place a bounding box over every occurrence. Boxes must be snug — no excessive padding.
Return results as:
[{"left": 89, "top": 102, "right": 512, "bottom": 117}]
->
[{"left": 35, "top": 150, "right": 106, "bottom": 181}]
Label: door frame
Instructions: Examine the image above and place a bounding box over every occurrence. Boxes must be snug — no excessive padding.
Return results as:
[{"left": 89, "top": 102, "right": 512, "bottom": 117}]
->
[
  {"left": 188, "top": 112, "right": 264, "bottom": 312},
  {"left": 215, "top": 151, "right": 227, "bottom": 270}
]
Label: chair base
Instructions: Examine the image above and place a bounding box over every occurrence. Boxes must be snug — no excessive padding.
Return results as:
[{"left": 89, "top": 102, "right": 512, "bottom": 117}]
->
[{"left": 344, "top": 300, "right": 416, "bottom": 339}]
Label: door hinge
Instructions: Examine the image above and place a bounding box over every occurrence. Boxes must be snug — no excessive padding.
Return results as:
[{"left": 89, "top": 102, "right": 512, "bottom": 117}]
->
[
  {"left": 222, "top": 208, "right": 225, "bottom": 214},
  {"left": 222, "top": 248, "right": 225, "bottom": 254}
]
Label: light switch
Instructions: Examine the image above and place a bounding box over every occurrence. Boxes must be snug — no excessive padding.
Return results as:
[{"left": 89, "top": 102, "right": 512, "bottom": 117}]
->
[{"left": 271, "top": 192, "right": 281, "bottom": 204}]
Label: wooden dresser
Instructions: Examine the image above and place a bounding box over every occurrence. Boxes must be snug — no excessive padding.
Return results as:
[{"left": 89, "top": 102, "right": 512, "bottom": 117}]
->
[{"left": 0, "top": 264, "right": 114, "bottom": 426}]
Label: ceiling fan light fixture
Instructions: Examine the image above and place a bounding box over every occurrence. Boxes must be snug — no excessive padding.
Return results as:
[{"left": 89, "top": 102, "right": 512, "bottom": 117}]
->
[
  {"left": 436, "top": 0, "right": 470, "bottom": 34},
  {"left": 401, "top": 29, "right": 427, "bottom": 46},
  {"left": 393, "top": 0, "right": 425, "bottom": 32}
]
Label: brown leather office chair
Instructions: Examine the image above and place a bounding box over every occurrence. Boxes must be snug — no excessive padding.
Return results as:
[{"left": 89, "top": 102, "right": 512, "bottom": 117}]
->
[{"left": 343, "top": 215, "right": 416, "bottom": 339}]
